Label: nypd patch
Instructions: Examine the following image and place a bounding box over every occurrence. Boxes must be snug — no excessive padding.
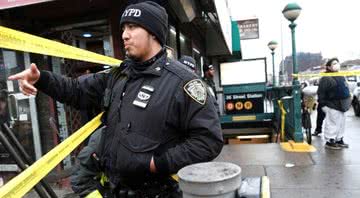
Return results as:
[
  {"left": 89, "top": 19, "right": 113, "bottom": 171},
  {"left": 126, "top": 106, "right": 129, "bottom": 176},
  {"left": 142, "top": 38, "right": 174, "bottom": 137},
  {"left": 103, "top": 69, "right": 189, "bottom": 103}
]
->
[{"left": 184, "top": 79, "right": 207, "bottom": 105}]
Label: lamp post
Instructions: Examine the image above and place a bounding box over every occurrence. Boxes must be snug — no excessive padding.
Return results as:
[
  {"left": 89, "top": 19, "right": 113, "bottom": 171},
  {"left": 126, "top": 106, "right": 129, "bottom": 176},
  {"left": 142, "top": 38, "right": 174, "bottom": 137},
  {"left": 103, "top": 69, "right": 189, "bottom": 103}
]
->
[
  {"left": 282, "top": 3, "right": 302, "bottom": 142},
  {"left": 268, "top": 40, "right": 278, "bottom": 86}
]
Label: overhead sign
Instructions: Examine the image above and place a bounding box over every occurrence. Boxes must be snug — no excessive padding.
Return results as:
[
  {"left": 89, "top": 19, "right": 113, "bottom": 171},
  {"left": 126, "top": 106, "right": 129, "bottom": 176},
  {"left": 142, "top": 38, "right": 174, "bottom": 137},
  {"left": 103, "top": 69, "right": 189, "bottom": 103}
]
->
[
  {"left": 0, "top": 0, "right": 53, "bottom": 10},
  {"left": 220, "top": 58, "right": 267, "bottom": 86},
  {"left": 237, "top": 19, "right": 259, "bottom": 40}
]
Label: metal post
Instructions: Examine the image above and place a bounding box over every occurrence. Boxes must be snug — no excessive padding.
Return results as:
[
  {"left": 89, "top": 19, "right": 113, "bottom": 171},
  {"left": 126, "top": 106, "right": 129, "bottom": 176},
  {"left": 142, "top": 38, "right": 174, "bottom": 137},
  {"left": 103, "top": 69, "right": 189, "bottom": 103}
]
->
[
  {"left": 0, "top": 129, "right": 49, "bottom": 198},
  {"left": 271, "top": 51, "right": 276, "bottom": 86},
  {"left": 289, "top": 22, "right": 303, "bottom": 142},
  {"left": 24, "top": 52, "right": 43, "bottom": 160},
  {"left": 1, "top": 124, "right": 58, "bottom": 198}
]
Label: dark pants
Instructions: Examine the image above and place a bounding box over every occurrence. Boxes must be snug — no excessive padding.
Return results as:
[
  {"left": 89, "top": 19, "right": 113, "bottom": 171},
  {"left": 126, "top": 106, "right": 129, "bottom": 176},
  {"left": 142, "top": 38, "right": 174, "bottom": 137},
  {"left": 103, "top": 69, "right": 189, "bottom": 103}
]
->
[
  {"left": 315, "top": 103, "right": 325, "bottom": 133},
  {"left": 112, "top": 177, "right": 182, "bottom": 198}
]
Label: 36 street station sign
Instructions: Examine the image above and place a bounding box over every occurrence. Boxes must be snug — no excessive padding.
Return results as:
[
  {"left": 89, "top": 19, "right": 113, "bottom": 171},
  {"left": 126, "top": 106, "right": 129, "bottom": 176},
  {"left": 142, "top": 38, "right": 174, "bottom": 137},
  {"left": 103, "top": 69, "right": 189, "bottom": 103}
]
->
[
  {"left": 225, "top": 92, "right": 264, "bottom": 114},
  {"left": 0, "top": 0, "right": 52, "bottom": 10}
]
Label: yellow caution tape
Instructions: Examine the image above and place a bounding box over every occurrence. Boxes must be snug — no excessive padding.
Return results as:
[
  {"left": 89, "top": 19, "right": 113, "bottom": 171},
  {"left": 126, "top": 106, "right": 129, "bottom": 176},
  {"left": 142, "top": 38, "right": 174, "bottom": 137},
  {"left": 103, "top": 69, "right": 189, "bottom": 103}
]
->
[
  {"left": 293, "top": 70, "right": 360, "bottom": 78},
  {"left": 99, "top": 172, "right": 109, "bottom": 187},
  {"left": 171, "top": 174, "right": 179, "bottom": 182},
  {"left": 0, "top": 113, "right": 103, "bottom": 198},
  {"left": 0, "top": 26, "right": 122, "bottom": 66},
  {"left": 85, "top": 190, "right": 103, "bottom": 198}
]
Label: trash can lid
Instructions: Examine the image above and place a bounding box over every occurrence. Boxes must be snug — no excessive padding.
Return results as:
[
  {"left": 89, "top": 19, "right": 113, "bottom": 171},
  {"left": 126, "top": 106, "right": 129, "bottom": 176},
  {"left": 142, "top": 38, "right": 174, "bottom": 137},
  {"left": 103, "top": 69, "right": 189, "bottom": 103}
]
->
[{"left": 178, "top": 162, "right": 241, "bottom": 183}]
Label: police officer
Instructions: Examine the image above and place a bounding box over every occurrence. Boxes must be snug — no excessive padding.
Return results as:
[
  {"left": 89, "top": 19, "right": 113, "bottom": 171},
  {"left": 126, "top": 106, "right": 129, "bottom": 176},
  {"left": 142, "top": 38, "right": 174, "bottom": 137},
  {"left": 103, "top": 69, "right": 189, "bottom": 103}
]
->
[
  {"left": 179, "top": 55, "right": 196, "bottom": 73},
  {"left": 8, "top": 1, "right": 223, "bottom": 197},
  {"left": 203, "top": 64, "right": 217, "bottom": 100}
]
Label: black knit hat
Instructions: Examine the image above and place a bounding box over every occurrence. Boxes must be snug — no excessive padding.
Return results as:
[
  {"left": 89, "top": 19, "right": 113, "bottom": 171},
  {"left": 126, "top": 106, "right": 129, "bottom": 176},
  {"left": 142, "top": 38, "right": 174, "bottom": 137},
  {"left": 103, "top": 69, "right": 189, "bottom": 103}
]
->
[
  {"left": 179, "top": 55, "right": 196, "bottom": 71},
  {"left": 120, "top": 1, "right": 168, "bottom": 46},
  {"left": 326, "top": 57, "right": 339, "bottom": 66}
]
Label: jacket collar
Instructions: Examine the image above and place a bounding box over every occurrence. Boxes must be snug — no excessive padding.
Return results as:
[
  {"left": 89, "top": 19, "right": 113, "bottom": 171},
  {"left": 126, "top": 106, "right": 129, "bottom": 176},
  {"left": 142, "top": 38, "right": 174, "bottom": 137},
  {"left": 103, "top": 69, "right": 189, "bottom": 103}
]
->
[{"left": 121, "top": 49, "right": 167, "bottom": 78}]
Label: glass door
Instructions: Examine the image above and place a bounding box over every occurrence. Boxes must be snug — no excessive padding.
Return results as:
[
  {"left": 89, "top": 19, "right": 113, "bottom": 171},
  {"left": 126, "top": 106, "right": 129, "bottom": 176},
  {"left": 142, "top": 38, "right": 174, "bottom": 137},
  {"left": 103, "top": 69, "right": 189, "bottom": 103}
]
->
[{"left": 0, "top": 49, "right": 42, "bottom": 177}]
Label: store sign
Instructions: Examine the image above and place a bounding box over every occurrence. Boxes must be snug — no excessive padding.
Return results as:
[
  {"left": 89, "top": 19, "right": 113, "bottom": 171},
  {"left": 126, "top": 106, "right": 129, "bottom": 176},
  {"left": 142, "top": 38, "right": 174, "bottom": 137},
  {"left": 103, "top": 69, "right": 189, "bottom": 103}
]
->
[
  {"left": 225, "top": 92, "right": 264, "bottom": 114},
  {"left": 0, "top": 0, "right": 52, "bottom": 10},
  {"left": 237, "top": 19, "right": 259, "bottom": 40}
]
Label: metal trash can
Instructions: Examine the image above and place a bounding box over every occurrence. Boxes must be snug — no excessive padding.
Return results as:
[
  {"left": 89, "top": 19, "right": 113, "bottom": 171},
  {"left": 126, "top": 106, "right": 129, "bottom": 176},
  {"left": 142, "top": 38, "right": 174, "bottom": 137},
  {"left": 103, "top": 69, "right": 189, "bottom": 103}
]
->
[{"left": 178, "top": 162, "right": 242, "bottom": 198}]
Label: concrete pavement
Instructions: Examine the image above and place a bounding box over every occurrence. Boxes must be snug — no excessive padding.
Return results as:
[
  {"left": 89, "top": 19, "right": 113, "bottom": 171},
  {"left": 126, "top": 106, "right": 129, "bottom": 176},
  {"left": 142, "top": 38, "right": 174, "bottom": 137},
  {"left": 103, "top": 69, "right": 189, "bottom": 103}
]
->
[
  {"left": 216, "top": 109, "right": 360, "bottom": 198},
  {"left": 23, "top": 109, "right": 360, "bottom": 197}
]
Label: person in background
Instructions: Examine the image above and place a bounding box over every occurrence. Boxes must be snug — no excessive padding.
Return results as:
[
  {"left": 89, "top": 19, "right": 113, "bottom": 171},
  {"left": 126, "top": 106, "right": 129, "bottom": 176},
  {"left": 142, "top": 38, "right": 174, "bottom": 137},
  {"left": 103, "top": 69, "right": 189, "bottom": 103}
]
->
[
  {"left": 312, "top": 100, "right": 325, "bottom": 136},
  {"left": 317, "top": 57, "right": 351, "bottom": 149},
  {"left": 203, "top": 64, "right": 217, "bottom": 100},
  {"left": 313, "top": 59, "right": 329, "bottom": 137},
  {"left": 179, "top": 55, "right": 196, "bottom": 73}
]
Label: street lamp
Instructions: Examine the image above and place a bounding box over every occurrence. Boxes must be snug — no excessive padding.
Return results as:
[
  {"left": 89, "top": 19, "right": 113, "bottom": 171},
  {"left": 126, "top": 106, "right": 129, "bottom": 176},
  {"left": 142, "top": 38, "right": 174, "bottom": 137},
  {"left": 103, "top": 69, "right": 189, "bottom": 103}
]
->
[
  {"left": 282, "top": 3, "right": 302, "bottom": 142},
  {"left": 282, "top": 3, "right": 301, "bottom": 75},
  {"left": 268, "top": 40, "right": 278, "bottom": 86}
]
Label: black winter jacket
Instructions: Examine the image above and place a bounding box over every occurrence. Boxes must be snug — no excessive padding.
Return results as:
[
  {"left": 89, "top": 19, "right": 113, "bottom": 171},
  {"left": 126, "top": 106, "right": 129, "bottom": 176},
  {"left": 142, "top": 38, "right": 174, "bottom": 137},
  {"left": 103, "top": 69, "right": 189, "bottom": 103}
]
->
[
  {"left": 318, "top": 76, "right": 351, "bottom": 112},
  {"left": 35, "top": 52, "right": 223, "bottom": 185}
]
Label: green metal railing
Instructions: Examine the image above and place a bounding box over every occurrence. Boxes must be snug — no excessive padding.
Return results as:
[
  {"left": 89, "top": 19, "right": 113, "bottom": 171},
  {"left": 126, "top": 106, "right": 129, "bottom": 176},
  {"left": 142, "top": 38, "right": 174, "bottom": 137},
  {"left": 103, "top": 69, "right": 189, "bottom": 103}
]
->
[
  {"left": 220, "top": 84, "right": 303, "bottom": 142},
  {"left": 270, "top": 86, "right": 303, "bottom": 142}
]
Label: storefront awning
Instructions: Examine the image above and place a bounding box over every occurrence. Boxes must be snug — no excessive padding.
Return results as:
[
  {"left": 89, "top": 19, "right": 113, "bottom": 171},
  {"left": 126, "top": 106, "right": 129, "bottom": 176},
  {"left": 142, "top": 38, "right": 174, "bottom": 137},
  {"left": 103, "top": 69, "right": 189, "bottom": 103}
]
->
[{"left": 231, "top": 21, "right": 241, "bottom": 58}]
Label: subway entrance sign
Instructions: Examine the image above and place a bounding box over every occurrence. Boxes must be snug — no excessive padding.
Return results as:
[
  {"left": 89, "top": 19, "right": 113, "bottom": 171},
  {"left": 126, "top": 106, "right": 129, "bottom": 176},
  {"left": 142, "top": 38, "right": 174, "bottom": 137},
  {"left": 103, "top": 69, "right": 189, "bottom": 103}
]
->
[
  {"left": 225, "top": 92, "right": 264, "bottom": 114},
  {"left": 220, "top": 58, "right": 273, "bottom": 137}
]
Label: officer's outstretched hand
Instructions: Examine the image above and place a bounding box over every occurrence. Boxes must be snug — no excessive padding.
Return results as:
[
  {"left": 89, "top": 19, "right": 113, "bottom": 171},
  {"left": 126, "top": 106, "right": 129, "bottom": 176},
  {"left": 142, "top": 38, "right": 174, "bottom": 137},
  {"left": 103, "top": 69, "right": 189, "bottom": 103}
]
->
[{"left": 8, "top": 63, "right": 40, "bottom": 96}]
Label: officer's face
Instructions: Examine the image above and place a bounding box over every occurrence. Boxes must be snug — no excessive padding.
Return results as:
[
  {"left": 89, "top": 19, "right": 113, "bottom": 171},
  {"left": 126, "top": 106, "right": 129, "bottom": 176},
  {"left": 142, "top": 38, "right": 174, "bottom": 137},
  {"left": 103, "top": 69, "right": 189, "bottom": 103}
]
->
[
  {"left": 206, "top": 68, "right": 215, "bottom": 78},
  {"left": 122, "top": 23, "right": 154, "bottom": 62}
]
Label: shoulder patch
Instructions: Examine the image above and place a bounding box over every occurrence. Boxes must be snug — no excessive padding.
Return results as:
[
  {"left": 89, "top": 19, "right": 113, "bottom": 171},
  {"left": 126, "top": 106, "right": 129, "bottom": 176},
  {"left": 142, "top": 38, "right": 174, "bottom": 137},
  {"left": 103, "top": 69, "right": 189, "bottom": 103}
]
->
[{"left": 183, "top": 79, "right": 207, "bottom": 105}]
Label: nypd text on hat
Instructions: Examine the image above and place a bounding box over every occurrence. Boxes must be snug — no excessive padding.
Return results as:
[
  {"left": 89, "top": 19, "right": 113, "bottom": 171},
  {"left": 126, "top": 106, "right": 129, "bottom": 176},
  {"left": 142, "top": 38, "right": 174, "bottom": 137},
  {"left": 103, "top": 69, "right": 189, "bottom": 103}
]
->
[
  {"left": 122, "top": 8, "right": 142, "bottom": 17},
  {"left": 184, "top": 60, "right": 195, "bottom": 68}
]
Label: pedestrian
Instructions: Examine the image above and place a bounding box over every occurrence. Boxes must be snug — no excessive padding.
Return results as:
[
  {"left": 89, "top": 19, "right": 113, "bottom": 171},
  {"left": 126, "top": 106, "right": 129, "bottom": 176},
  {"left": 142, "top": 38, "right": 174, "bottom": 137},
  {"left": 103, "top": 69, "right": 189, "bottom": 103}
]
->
[
  {"left": 203, "top": 64, "right": 217, "bottom": 100},
  {"left": 317, "top": 57, "right": 352, "bottom": 149},
  {"left": 179, "top": 55, "right": 196, "bottom": 73},
  {"left": 313, "top": 59, "right": 328, "bottom": 137},
  {"left": 179, "top": 56, "right": 220, "bottom": 116},
  {"left": 8, "top": 1, "right": 223, "bottom": 197},
  {"left": 312, "top": 101, "right": 325, "bottom": 136}
]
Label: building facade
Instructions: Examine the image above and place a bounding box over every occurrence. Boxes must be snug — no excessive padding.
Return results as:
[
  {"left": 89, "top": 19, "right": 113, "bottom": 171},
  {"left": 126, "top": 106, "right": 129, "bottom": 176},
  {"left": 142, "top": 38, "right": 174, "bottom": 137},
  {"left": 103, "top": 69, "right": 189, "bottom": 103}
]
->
[{"left": 0, "top": 0, "right": 234, "bottom": 183}]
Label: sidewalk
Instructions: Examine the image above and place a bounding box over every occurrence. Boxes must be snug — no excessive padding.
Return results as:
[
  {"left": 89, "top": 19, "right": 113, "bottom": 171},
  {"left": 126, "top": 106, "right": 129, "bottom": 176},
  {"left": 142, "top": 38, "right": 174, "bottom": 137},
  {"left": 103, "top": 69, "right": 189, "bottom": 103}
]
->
[
  {"left": 24, "top": 110, "right": 360, "bottom": 198},
  {"left": 215, "top": 109, "right": 360, "bottom": 198}
]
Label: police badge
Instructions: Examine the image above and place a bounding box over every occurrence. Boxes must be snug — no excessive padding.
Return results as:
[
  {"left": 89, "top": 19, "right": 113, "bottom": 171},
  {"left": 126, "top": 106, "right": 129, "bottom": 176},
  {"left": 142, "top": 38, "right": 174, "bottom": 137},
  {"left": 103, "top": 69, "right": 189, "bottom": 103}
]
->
[
  {"left": 184, "top": 79, "right": 207, "bottom": 105},
  {"left": 133, "top": 85, "right": 154, "bottom": 108}
]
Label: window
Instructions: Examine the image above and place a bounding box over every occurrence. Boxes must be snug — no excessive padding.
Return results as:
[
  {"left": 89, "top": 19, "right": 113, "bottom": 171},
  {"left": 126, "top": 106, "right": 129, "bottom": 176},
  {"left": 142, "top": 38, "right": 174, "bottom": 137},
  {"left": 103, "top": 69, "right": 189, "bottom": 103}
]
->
[
  {"left": 180, "top": 33, "right": 192, "bottom": 57},
  {"left": 167, "top": 26, "right": 178, "bottom": 60},
  {"left": 0, "top": 50, "right": 37, "bottom": 166}
]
